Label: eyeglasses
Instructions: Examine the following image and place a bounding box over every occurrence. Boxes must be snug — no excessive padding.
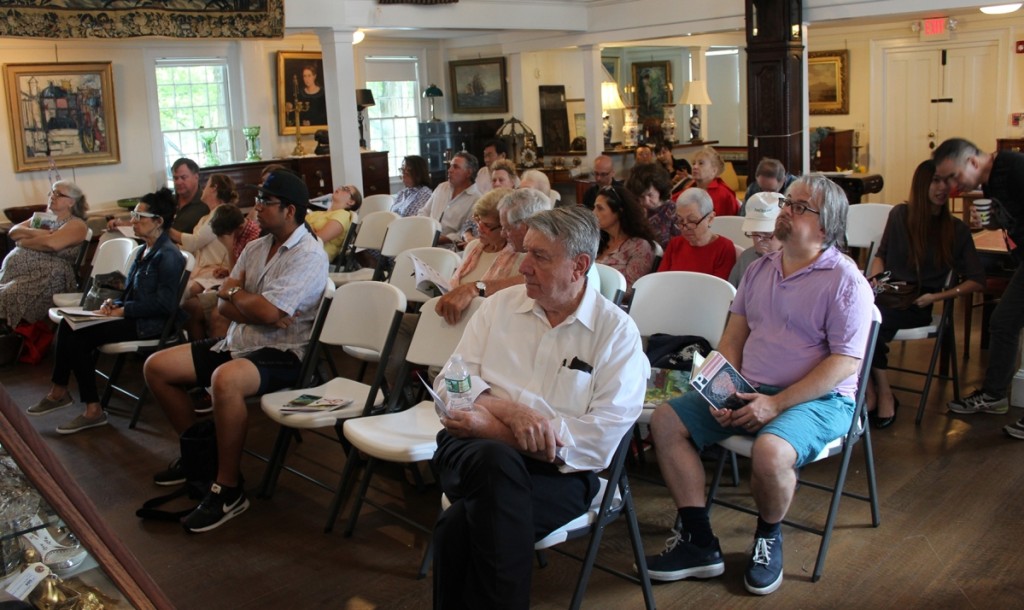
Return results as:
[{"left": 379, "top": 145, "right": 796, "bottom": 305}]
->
[
  {"left": 779, "top": 197, "right": 820, "bottom": 216},
  {"left": 254, "top": 195, "right": 287, "bottom": 208},
  {"left": 744, "top": 232, "right": 775, "bottom": 241},
  {"left": 130, "top": 209, "right": 158, "bottom": 221},
  {"left": 474, "top": 216, "right": 501, "bottom": 233},
  {"left": 50, "top": 189, "right": 71, "bottom": 200},
  {"left": 593, "top": 170, "right": 612, "bottom": 178},
  {"left": 676, "top": 210, "right": 712, "bottom": 230},
  {"left": 598, "top": 186, "right": 621, "bottom": 204}
]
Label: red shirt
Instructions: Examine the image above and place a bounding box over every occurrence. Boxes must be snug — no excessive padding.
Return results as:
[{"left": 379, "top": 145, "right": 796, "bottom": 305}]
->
[
  {"left": 671, "top": 177, "right": 739, "bottom": 218},
  {"left": 657, "top": 234, "right": 737, "bottom": 281}
]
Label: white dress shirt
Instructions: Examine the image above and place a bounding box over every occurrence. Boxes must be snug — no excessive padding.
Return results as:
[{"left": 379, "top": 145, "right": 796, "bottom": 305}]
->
[
  {"left": 419, "top": 181, "right": 481, "bottom": 243},
  {"left": 437, "top": 283, "right": 649, "bottom": 472}
]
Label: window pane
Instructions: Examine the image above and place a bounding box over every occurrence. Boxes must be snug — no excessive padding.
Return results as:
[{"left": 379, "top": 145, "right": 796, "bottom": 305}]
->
[
  {"left": 367, "top": 75, "right": 421, "bottom": 178},
  {"left": 155, "top": 61, "right": 233, "bottom": 179}
]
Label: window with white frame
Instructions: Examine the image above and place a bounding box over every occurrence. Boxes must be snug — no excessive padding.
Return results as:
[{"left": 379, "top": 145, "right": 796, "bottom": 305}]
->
[
  {"left": 365, "top": 56, "right": 421, "bottom": 179},
  {"left": 154, "top": 58, "right": 233, "bottom": 181}
]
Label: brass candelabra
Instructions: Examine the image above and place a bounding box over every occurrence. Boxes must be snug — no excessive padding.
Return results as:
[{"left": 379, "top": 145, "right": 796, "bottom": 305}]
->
[{"left": 291, "top": 74, "right": 310, "bottom": 156}]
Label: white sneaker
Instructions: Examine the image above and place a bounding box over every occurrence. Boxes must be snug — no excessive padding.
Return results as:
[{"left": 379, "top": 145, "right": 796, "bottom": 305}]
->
[{"left": 948, "top": 390, "right": 1008, "bottom": 415}]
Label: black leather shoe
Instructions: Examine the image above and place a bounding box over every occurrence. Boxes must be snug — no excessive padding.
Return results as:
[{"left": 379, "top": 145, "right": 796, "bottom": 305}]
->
[{"left": 871, "top": 398, "right": 899, "bottom": 429}]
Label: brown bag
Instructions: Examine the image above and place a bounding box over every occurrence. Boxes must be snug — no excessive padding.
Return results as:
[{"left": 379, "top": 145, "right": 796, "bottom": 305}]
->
[{"left": 871, "top": 271, "right": 920, "bottom": 310}]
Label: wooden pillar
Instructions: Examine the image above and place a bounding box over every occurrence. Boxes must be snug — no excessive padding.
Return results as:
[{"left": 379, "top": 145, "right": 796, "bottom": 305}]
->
[{"left": 745, "top": 0, "right": 804, "bottom": 180}]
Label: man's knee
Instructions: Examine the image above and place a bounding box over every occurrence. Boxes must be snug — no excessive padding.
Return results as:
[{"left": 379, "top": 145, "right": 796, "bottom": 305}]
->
[
  {"left": 750, "top": 434, "right": 797, "bottom": 478},
  {"left": 209, "top": 359, "right": 261, "bottom": 401},
  {"left": 650, "top": 402, "right": 690, "bottom": 444},
  {"left": 143, "top": 343, "right": 194, "bottom": 386}
]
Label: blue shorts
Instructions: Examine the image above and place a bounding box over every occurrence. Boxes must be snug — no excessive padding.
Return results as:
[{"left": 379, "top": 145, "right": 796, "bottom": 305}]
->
[{"left": 667, "top": 385, "right": 855, "bottom": 467}]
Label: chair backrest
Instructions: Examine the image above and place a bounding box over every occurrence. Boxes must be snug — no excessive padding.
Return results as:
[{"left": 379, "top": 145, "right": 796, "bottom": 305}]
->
[
  {"left": 406, "top": 296, "right": 484, "bottom": 369},
  {"left": 91, "top": 237, "right": 135, "bottom": 277},
  {"left": 734, "top": 243, "right": 745, "bottom": 260},
  {"left": 320, "top": 281, "right": 407, "bottom": 352},
  {"left": 330, "top": 216, "right": 361, "bottom": 270},
  {"left": 629, "top": 271, "right": 737, "bottom": 347},
  {"left": 650, "top": 240, "right": 664, "bottom": 273},
  {"left": 390, "top": 247, "right": 462, "bottom": 304},
  {"left": 846, "top": 203, "right": 893, "bottom": 265},
  {"left": 294, "top": 277, "right": 338, "bottom": 387},
  {"left": 713, "top": 215, "right": 747, "bottom": 245},
  {"left": 379, "top": 216, "right": 442, "bottom": 257},
  {"left": 361, "top": 194, "right": 395, "bottom": 217},
  {"left": 594, "top": 263, "right": 626, "bottom": 301},
  {"left": 122, "top": 244, "right": 146, "bottom": 276},
  {"left": 353, "top": 211, "right": 399, "bottom": 250}
]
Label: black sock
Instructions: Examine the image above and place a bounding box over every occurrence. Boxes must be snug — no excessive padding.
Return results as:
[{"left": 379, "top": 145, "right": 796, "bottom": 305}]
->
[
  {"left": 678, "top": 507, "right": 715, "bottom": 548},
  {"left": 756, "top": 516, "right": 781, "bottom": 537}
]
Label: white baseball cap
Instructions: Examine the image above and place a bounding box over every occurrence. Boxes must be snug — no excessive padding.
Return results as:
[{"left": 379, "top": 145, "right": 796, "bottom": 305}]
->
[{"left": 742, "top": 192, "right": 784, "bottom": 233}]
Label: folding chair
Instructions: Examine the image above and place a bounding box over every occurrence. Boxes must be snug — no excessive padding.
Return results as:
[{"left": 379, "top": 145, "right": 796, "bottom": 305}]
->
[
  {"left": 888, "top": 276, "right": 961, "bottom": 425},
  {"left": 329, "top": 210, "right": 398, "bottom": 284},
  {"left": 361, "top": 194, "right": 395, "bottom": 217},
  {"left": 594, "top": 263, "right": 626, "bottom": 304},
  {"left": 705, "top": 307, "right": 882, "bottom": 582},
  {"left": 712, "top": 215, "right": 747, "bottom": 246},
  {"left": 650, "top": 241, "right": 664, "bottom": 273},
  {"left": 388, "top": 247, "right": 463, "bottom": 307},
  {"left": 328, "top": 215, "right": 360, "bottom": 271},
  {"left": 69, "top": 228, "right": 94, "bottom": 290},
  {"left": 434, "top": 431, "right": 656, "bottom": 610},
  {"left": 257, "top": 281, "right": 407, "bottom": 503},
  {"left": 95, "top": 249, "right": 195, "bottom": 428},
  {"left": 52, "top": 236, "right": 134, "bottom": 309},
  {"left": 845, "top": 203, "right": 893, "bottom": 273},
  {"left": 332, "top": 215, "right": 439, "bottom": 285},
  {"left": 333, "top": 296, "right": 483, "bottom": 545}
]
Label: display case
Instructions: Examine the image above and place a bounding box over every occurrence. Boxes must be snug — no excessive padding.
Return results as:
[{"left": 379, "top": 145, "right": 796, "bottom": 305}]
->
[{"left": 0, "top": 386, "right": 172, "bottom": 609}]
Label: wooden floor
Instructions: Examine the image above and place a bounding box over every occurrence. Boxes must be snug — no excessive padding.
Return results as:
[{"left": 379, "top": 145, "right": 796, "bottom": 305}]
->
[{"left": 2, "top": 306, "right": 1023, "bottom": 609}]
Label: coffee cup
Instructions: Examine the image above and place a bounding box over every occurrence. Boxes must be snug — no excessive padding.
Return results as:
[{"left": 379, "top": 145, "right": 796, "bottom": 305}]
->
[{"left": 973, "top": 199, "right": 993, "bottom": 228}]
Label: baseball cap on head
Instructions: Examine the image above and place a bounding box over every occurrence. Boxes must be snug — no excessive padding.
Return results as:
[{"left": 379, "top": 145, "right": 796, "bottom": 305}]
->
[
  {"left": 741, "top": 192, "right": 784, "bottom": 233},
  {"left": 259, "top": 170, "right": 309, "bottom": 208}
]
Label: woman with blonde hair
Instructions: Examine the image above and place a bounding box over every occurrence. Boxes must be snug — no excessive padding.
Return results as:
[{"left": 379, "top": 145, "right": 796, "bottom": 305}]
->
[{"left": 677, "top": 146, "right": 739, "bottom": 217}]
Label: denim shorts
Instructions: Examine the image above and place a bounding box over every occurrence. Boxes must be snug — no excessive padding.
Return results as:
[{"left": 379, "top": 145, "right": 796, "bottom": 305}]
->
[
  {"left": 191, "top": 337, "right": 302, "bottom": 395},
  {"left": 667, "top": 384, "right": 856, "bottom": 467}
]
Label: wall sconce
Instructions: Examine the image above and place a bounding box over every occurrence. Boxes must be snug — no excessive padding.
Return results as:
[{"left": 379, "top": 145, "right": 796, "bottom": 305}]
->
[
  {"left": 423, "top": 84, "right": 443, "bottom": 122},
  {"left": 356, "top": 88, "right": 375, "bottom": 149}
]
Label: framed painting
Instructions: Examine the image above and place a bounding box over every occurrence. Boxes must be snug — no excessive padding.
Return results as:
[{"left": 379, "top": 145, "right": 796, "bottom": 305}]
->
[
  {"left": 808, "top": 50, "right": 849, "bottom": 115},
  {"left": 602, "top": 56, "right": 620, "bottom": 82},
  {"left": 449, "top": 57, "right": 508, "bottom": 114},
  {"left": 3, "top": 62, "right": 120, "bottom": 173},
  {"left": 631, "top": 61, "right": 671, "bottom": 125},
  {"left": 277, "top": 51, "right": 328, "bottom": 136}
]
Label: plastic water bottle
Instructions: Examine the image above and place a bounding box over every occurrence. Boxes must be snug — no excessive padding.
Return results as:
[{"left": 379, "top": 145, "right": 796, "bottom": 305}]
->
[{"left": 444, "top": 354, "right": 474, "bottom": 412}]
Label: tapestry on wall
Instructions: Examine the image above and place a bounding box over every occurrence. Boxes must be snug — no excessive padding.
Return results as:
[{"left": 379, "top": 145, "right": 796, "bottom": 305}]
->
[
  {"left": 377, "top": 1, "right": 458, "bottom": 4},
  {"left": 0, "top": 1, "right": 284, "bottom": 39}
]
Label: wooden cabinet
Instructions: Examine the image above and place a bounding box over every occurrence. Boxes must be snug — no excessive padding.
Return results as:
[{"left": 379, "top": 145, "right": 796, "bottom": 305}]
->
[
  {"left": 199, "top": 152, "right": 389, "bottom": 207},
  {"left": 812, "top": 129, "right": 853, "bottom": 172},
  {"left": 997, "top": 138, "right": 1024, "bottom": 153},
  {"left": 419, "top": 119, "right": 505, "bottom": 185}
]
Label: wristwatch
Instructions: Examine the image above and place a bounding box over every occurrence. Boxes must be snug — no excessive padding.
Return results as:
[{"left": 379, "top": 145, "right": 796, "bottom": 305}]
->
[
  {"left": 227, "top": 286, "right": 242, "bottom": 300},
  {"left": 475, "top": 281, "right": 486, "bottom": 297}
]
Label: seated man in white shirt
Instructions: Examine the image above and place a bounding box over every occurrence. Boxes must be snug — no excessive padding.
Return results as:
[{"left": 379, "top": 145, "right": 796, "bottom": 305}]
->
[
  {"left": 431, "top": 205, "right": 649, "bottom": 609},
  {"left": 419, "top": 151, "right": 481, "bottom": 248}
]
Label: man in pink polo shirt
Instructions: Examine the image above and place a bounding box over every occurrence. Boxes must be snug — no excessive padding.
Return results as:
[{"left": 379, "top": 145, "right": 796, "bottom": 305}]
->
[{"left": 642, "top": 174, "right": 874, "bottom": 596}]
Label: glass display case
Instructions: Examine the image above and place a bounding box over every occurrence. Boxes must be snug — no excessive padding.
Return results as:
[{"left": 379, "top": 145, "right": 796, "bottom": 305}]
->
[{"left": 0, "top": 386, "right": 172, "bottom": 610}]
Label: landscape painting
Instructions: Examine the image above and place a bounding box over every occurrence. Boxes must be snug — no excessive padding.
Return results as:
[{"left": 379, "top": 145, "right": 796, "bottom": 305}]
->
[{"left": 449, "top": 57, "right": 508, "bottom": 114}]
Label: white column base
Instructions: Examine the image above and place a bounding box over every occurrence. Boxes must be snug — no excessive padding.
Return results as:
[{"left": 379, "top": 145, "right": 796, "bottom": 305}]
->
[{"left": 1011, "top": 369, "right": 1024, "bottom": 408}]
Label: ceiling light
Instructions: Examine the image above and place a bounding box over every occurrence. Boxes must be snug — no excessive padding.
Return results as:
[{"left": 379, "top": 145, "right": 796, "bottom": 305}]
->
[
  {"left": 352, "top": 30, "right": 366, "bottom": 44},
  {"left": 980, "top": 3, "right": 1022, "bottom": 14}
]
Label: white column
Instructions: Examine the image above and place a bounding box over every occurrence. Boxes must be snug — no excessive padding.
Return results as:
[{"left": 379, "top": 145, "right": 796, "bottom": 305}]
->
[
  {"left": 688, "top": 45, "right": 708, "bottom": 142},
  {"left": 318, "top": 28, "right": 361, "bottom": 193},
  {"left": 580, "top": 45, "right": 604, "bottom": 162},
  {"left": 507, "top": 52, "right": 524, "bottom": 119}
]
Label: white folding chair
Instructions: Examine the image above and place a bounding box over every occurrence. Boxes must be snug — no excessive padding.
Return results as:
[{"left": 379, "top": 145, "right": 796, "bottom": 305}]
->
[
  {"left": 845, "top": 203, "right": 893, "bottom": 272},
  {"left": 332, "top": 215, "right": 439, "bottom": 285},
  {"left": 257, "top": 281, "right": 407, "bottom": 503},
  {"left": 94, "top": 249, "right": 195, "bottom": 428},
  {"left": 713, "top": 215, "right": 747, "bottom": 246},
  {"left": 705, "top": 307, "right": 882, "bottom": 583},
  {"left": 650, "top": 241, "right": 664, "bottom": 273},
  {"left": 329, "top": 210, "right": 398, "bottom": 285},
  {"left": 334, "top": 296, "right": 483, "bottom": 543},
  {"left": 434, "top": 431, "right": 655, "bottom": 609},
  {"left": 361, "top": 193, "right": 395, "bottom": 217},
  {"left": 389, "top": 247, "right": 462, "bottom": 306},
  {"left": 52, "top": 236, "right": 133, "bottom": 309},
  {"left": 594, "top": 263, "right": 627, "bottom": 304}
]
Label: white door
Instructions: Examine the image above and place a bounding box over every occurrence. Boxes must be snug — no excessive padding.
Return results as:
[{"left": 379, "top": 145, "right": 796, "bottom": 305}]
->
[{"left": 879, "top": 41, "right": 998, "bottom": 203}]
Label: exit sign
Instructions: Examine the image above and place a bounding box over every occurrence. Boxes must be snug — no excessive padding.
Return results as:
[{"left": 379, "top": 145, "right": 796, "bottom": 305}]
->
[{"left": 920, "top": 17, "right": 951, "bottom": 41}]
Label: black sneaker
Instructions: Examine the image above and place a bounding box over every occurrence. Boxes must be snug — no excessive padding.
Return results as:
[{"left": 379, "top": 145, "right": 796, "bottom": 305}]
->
[
  {"left": 153, "top": 458, "right": 185, "bottom": 486},
  {"left": 182, "top": 483, "right": 249, "bottom": 533},
  {"left": 744, "top": 530, "right": 783, "bottom": 595},
  {"left": 640, "top": 530, "right": 725, "bottom": 582}
]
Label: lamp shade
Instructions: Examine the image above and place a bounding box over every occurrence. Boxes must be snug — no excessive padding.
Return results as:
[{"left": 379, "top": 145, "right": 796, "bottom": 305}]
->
[
  {"left": 601, "top": 82, "right": 625, "bottom": 111},
  {"left": 423, "top": 84, "right": 443, "bottom": 98},
  {"left": 356, "top": 89, "right": 375, "bottom": 108},
  {"left": 678, "top": 80, "right": 712, "bottom": 106}
]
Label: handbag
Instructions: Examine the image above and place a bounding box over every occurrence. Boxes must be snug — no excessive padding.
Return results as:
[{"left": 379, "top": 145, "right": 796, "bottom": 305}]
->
[
  {"left": 646, "top": 333, "right": 712, "bottom": 371},
  {"left": 82, "top": 270, "right": 127, "bottom": 310},
  {"left": 870, "top": 270, "right": 920, "bottom": 310},
  {"left": 135, "top": 420, "right": 218, "bottom": 521}
]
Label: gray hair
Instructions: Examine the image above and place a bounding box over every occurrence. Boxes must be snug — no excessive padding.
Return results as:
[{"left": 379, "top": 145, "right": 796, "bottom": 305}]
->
[
  {"left": 519, "top": 169, "right": 552, "bottom": 196},
  {"left": 932, "top": 137, "right": 981, "bottom": 167},
  {"left": 792, "top": 173, "right": 848, "bottom": 251},
  {"left": 675, "top": 187, "right": 713, "bottom": 217},
  {"left": 755, "top": 157, "right": 786, "bottom": 182},
  {"left": 453, "top": 151, "right": 479, "bottom": 181},
  {"left": 53, "top": 180, "right": 88, "bottom": 219},
  {"left": 523, "top": 205, "right": 599, "bottom": 266},
  {"left": 499, "top": 188, "right": 552, "bottom": 225}
]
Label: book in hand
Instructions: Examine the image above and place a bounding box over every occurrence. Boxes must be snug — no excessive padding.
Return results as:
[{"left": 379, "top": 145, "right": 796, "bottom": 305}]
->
[
  {"left": 55, "top": 307, "right": 119, "bottom": 331},
  {"left": 689, "top": 350, "right": 757, "bottom": 410},
  {"left": 408, "top": 254, "right": 451, "bottom": 298},
  {"left": 29, "top": 211, "right": 58, "bottom": 230},
  {"left": 279, "top": 394, "right": 353, "bottom": 414}
]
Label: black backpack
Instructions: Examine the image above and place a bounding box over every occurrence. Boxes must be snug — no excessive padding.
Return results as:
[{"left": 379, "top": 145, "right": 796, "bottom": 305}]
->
[
  {"left": 646, "top": 333, "right": 712, "bottom": 372},
  {"left": 136, "top": 420, "right": 218, "bottom": 521}
]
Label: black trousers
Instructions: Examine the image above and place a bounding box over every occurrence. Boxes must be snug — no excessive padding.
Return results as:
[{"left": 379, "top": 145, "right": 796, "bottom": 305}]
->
[
  {"left": 874, "top": 304, "right": 934, "bottom": 370},
  {"left": 51, "top": 318, "right": 139, "bottom": 404},
  {"left": 431, "top": 430, "right": 599, "bottom": 610}
]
